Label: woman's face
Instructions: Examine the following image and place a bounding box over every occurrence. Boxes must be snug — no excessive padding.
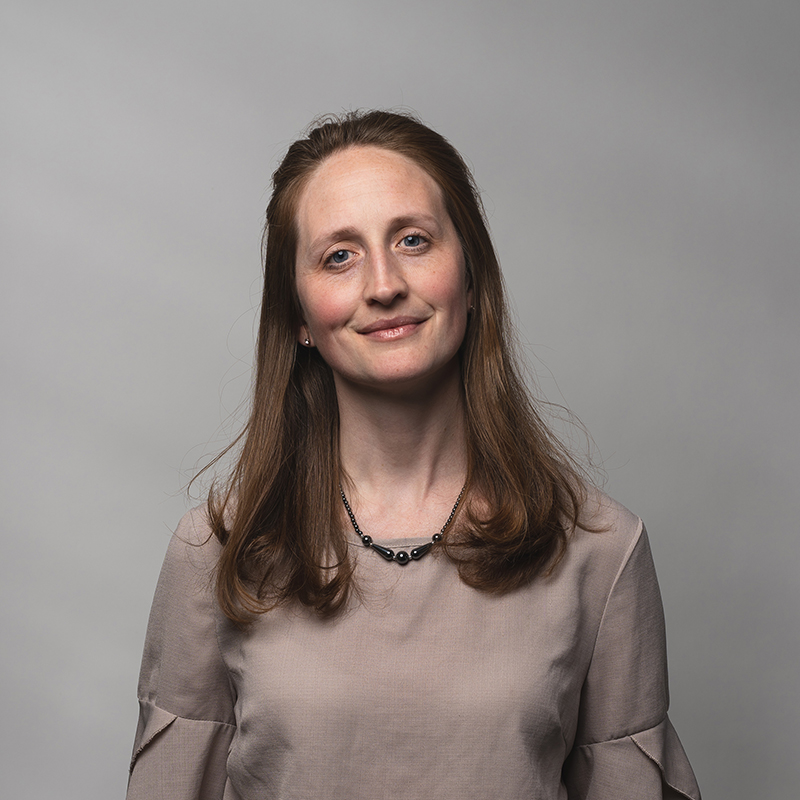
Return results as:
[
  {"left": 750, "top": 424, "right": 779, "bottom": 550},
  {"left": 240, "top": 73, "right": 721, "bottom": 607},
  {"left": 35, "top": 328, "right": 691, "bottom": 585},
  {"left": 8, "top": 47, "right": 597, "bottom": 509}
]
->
[{"left": 294, "top": 146, "right": 472, "bottom": 394}]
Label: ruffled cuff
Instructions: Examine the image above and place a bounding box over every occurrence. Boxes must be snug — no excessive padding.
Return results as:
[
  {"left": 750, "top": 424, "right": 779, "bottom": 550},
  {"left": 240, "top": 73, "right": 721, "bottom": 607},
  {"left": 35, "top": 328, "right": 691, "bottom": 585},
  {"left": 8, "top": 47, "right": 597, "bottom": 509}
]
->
[
  {"left": 563, "top": 716, "right": 701, "bottom": 799},
  {"left": 127, "top": 700, "right": 236, "bottom": 800}
]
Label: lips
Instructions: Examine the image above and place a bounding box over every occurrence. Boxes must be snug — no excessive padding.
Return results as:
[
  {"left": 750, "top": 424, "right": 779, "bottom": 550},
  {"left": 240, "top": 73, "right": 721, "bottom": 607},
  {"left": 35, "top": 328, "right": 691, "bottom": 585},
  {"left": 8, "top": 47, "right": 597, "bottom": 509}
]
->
[{"left": 357, "top": 316, "right": 427, "bottom": 335}]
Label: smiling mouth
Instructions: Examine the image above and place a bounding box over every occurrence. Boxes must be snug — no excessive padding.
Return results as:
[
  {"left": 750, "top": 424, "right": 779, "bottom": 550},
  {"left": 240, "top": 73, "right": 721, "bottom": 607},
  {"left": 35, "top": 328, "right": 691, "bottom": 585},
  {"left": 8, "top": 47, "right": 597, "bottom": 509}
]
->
[{"left": 358, "top": 316, "right": 426, "bottom": 339}]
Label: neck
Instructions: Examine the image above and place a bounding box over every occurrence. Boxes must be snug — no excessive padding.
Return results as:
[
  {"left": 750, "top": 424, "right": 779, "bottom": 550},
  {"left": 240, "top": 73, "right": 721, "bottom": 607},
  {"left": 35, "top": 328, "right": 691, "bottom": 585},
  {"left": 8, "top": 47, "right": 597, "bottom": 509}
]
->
[{"left": 334, "top": 365, "right": 468, "bottom": 538}]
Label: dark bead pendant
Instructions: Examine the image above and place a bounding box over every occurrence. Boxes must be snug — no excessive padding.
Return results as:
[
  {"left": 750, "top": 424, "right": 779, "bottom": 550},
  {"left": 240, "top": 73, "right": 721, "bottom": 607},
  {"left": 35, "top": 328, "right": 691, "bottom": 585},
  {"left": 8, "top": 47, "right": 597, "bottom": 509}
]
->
[
  {"left": 370, "top": 543, "right": 395, "bottom": 561},
  {"left": 394, "top": 550, "right": 410, "bottom": 565},
  {"left": 410, "top": 542, "right": 434, "bottom": 560},
  {"left": 361, "top": 535, "right": 373, "bottom": 547}
]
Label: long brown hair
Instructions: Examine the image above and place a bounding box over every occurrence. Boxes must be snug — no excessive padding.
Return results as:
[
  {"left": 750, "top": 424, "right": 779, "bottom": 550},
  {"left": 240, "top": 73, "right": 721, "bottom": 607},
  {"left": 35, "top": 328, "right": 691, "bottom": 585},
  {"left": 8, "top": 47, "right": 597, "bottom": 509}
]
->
[{"left": 205, "top": 110, "right": 589, "bottom": 624}]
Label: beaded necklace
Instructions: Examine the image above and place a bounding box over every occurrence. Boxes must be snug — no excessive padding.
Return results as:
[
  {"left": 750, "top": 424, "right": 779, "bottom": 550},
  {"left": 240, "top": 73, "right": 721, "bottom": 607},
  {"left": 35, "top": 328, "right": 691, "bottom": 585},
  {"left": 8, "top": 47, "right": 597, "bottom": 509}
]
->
[{"left": 339, "top": 484, "right": 466, "bottom": 565}]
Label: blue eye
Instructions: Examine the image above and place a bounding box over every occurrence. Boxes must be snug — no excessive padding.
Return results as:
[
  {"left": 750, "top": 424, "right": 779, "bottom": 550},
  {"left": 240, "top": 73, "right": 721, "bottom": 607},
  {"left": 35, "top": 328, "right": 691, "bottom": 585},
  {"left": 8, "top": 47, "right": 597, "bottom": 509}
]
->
[
  {"left": 402, "top": 235, "right": 422, "bottom": 247},
  {"left": 329, "top": 250, "right": 350, "bottom": 264}
]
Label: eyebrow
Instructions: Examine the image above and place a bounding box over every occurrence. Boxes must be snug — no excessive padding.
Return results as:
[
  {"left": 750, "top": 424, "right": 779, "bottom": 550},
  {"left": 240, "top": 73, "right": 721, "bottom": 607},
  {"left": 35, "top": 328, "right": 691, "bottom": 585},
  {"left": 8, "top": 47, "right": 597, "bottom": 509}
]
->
[
  {"left": 306, "top": 227, "right": 360, "bottom": 259},
  {"left": 304, "top": 214, "right": 445, "bottom": 260}
]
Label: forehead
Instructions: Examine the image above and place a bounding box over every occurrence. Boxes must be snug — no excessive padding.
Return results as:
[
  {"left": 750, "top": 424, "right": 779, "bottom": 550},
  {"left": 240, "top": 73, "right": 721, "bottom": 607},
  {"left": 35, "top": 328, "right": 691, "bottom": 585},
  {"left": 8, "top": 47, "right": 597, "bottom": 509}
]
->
[{"left": 294, "top": 146, "right": 447, "bottom": 243}]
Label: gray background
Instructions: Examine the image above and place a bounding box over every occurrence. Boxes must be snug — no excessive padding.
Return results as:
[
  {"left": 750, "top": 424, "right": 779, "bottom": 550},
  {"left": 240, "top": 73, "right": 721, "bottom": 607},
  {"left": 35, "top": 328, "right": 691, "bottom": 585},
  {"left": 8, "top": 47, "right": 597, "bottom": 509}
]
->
[{"left": 2, "top": 1, "right": 797, "bottom": 798}]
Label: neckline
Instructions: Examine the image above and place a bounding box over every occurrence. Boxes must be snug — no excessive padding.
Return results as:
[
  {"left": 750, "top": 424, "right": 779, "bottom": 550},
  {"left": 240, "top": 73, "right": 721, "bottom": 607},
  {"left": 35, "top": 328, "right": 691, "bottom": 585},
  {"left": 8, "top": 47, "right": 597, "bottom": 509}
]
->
[{"left": 345, "top": 530, "right": 432, "bottom": 548}]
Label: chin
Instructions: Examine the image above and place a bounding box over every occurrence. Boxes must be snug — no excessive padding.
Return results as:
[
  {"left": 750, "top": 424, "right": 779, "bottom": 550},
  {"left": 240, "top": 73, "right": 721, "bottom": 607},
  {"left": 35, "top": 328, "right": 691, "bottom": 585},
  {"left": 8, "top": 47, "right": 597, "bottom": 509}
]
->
[{"left": 350, "top": 358, "right": 462, "bottom": 394}]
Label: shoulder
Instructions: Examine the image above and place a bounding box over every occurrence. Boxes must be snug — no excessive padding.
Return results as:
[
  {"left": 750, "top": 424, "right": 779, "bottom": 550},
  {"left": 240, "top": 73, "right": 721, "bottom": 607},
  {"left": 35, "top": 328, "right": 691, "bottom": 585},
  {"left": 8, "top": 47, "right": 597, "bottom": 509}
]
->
[
  {"left": 172, "top": 504, "right": 219, "bottom": 548},
  {"left": 552, "top": 486, "right": 655, "bottom": 610},
  {"left": 160, "top": 505, "right": 223, "bottom": 580},
  {"left": 572, "top": 486, "right": 644, "bottom": 567},
  {"left": 144, "top": 506, "right": 224, "bottom": 652}
]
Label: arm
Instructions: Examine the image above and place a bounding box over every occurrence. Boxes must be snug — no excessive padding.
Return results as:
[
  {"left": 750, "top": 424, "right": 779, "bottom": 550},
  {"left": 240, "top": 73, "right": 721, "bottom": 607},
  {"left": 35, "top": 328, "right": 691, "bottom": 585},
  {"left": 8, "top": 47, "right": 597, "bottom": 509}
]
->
[
  {"left": 562, "top": 526, "right": 701, "bottom": 800},
  {"left": 127, "top": 508, "right": 236, "bottom": 800}
]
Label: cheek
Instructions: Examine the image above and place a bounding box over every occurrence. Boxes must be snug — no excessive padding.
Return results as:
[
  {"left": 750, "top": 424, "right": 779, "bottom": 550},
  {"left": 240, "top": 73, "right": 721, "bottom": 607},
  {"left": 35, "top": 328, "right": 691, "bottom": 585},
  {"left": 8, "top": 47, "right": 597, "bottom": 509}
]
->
[
  {"left": 433, "top": 263, "right": 470, "bottom": 310},
  {"left": 297, "top": 280, "right": 351, "bottom": 335}
]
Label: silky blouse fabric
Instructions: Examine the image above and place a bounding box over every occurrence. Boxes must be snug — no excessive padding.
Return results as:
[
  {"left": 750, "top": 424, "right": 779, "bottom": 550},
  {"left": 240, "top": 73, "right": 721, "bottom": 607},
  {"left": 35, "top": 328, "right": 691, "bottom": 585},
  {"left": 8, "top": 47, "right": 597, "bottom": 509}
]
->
[{"left": 128, "top": 492, "right": 701, "bottom": 799}]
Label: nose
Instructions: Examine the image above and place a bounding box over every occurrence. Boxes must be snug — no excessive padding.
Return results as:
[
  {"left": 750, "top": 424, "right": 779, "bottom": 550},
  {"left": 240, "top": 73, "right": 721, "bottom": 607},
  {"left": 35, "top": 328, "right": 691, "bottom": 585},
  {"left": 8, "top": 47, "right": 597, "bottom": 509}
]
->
[{"left": 363, "top": 248, "right": 408, "bottom": 306}]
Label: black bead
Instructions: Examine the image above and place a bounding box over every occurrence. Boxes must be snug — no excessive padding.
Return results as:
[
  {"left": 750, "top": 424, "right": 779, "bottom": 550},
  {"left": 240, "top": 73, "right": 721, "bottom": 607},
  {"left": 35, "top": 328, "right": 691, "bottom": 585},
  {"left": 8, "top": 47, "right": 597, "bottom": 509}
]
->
[
  {"left": 361, "top": 535, "right": 372, "bottom": 547},
  {"left": 395, "top": 550, "right": 410, "bottom": 564},
  {"left": 410, "top": 542, "right": 433, "bottom": 560},
  {"left": 370, "top": 543, "right": 395, "bottom": 561},
  {"left": 432, "top": 533, "right": 443, "bottom": 542}
]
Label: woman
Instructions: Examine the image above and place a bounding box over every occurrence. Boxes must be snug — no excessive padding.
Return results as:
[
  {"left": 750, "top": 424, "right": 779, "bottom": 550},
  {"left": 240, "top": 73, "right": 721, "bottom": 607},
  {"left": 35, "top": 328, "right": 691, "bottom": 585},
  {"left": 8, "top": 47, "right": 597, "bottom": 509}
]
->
[{"left": 128, "top": 110, "right": 701, "bottom": 799}]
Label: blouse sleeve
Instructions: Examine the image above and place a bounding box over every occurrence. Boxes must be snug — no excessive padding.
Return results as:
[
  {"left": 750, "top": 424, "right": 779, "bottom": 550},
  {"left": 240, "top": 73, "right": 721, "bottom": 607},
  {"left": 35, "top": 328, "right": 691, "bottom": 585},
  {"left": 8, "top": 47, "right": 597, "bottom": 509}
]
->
[
  {"left": 127, "top": 509, "right": 237, "bottom": 800},
  {"left": 562, "top": 525, "right": 701, "bottom": 799}
]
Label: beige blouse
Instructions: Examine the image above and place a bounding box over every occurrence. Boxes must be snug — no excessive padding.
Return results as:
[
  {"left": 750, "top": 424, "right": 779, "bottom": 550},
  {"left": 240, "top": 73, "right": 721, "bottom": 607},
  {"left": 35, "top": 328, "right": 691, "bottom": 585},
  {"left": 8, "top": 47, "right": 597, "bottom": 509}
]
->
[{"left": 128, "top": 491, "right": 701, "bottom": 799}]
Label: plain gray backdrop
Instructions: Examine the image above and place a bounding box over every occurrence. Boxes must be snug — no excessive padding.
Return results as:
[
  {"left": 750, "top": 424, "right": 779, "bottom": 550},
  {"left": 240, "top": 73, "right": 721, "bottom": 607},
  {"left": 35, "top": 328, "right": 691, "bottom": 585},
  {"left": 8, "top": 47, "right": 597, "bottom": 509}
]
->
[{"left": 2, "top": 1, "right": 798, "bottom": 798}]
